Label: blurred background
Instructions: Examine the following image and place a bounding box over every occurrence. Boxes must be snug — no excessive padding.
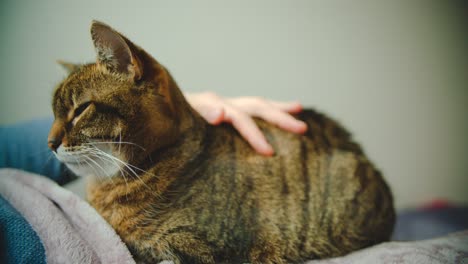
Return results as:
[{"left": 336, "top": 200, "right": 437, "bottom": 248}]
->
[{"left": 0, "top": 0, "right": 467, "bottom": 212}]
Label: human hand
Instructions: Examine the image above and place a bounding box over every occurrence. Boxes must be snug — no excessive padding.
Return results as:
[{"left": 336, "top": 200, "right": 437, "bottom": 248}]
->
[{"left": 185, "top": 92, "right": 308, "bottom": 156}]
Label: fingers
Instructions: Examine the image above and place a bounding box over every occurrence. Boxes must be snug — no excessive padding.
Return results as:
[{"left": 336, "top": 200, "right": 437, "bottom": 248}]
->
[
  {"left": 255, "top": 107, "right": 307, "bottom": 134},
  {"left": 268, "top": 100, "right": 303, "bottom": 114},
  {"left": 227, "top": 97, "right": 307, "bottom": 134},
  {"left": 185, "top": 92, "right": 306, "bottom": 157},
  {"left": 202, "top": 106, "right": 225, "bottom": 125},
  {"left": 225, "top": 107, "right": 274, "bottom": 156},
  {"left": 186, "top": 92, "right": 225, "bottom": 125}
]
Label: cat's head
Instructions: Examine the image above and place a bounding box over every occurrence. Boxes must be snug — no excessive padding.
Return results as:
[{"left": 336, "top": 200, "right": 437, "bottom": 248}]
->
[{"left": 48, "top": 21, "right": 192, "bottom": 178}]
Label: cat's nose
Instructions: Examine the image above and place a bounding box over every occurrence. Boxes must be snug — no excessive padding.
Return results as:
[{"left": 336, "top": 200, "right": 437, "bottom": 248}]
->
[
  {"left": 48, "top": 120, "right": 65, "bottom": 152},
  {"left": 48, "top": 138, "right": 61, "bottom": 152}
]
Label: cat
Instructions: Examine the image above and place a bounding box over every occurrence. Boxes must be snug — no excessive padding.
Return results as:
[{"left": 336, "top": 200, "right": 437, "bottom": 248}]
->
[{"left": 48, "top": 20, "right": 395, "bottom": 264}]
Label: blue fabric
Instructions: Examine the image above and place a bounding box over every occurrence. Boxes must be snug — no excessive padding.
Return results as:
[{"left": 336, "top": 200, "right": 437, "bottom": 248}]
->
[
  {"left": 0, "top": 117, "right": 72, "bottom": 184},
  {"left": 0, "top": 117, "right": 73, "bottom": 264},
  {"left": 393, "top": 206, "right": 468, "bottom": 241},
  {"left": 0, "top": 195, "right": 46, "bottom": 264}
]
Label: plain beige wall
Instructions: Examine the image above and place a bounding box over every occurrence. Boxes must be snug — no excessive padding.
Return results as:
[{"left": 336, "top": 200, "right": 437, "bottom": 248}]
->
[{"left": 1, "top": 0, "right": 467, "bottom": 209}]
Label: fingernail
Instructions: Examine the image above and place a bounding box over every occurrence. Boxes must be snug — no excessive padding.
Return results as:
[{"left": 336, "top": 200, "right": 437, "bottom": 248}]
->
[
  {"left": 260, "top": 142, "right": 274, "bottom": 156},
  {"left": 290, "top": 102, "right": 303, "bottom": 113},
  {"left": 293, "top": 102, "right": 303, "bottom": 109},
  {"left": 296, "top": 121, "right": 308, "bottom": 133},
  {"left": 206, "top": 108, "right": 223, "bottom": 124}
]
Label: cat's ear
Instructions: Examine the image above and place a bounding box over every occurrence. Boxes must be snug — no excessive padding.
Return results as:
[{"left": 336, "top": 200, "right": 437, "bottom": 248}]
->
[
  {"left": 90, "top": 20, "right": 143, "bottom": 81},
  {"left": 57, "top": 60, "right": 81, "bottom": 74}
]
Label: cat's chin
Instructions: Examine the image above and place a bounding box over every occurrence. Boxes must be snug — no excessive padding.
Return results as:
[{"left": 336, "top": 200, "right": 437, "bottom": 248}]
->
[{"left": 55, "top": 144, "right": 123, "bottom": 178}]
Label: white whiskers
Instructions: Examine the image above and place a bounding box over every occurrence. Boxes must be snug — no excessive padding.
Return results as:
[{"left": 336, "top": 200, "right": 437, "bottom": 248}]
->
[
  {"left": 87, "top": 147, "right": 151, "bottom": 190},
  {"left": 56, "top": 140, "right": 155, "bottom": 192},
  {"left": 83, "top": 141, "right": 146, "bottom": 151}
]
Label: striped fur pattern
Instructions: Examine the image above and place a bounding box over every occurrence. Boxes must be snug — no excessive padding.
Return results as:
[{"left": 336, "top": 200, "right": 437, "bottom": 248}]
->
[{"left": 50, "top": 21, "right": 395, "bottom": 263}]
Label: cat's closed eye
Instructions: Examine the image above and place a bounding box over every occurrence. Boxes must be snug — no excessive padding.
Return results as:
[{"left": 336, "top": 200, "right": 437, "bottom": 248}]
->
[
  {"left": 72, "top": 102, "right": 92, "bottom": 126},
  {"left": 74, "top": 102, "right": 92, "bottom": 117}
]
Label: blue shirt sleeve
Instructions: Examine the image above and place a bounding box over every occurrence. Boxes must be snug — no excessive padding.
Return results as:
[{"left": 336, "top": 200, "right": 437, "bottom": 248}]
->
[{"left": 0, "top": 117, "right": 75, "bottom": 185}]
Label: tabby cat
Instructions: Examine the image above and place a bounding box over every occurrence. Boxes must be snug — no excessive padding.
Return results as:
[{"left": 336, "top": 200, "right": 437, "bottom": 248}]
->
[{"left": 48, "top": 21, "right": 395, "bottom": 264}]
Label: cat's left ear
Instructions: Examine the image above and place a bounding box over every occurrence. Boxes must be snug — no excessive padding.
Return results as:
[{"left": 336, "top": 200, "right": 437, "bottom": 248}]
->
[
  {"left": 90, "top": 20, "right": 143, "bottom": 81},
  {"left": 57, "top": 60, "right": 81, "bottom": 74}
]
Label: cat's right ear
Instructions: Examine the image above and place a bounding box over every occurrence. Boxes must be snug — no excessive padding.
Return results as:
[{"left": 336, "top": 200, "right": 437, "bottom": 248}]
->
[
  {"left": 90, "top": 20, "right": 143, "bottom": 81},
  {"left": 57, "top": 60, "right": 81, "bottom": 74}
]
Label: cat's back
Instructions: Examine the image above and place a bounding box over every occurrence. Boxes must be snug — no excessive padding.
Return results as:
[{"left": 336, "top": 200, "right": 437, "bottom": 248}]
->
[{"left": 181, "top": 108, "right": 395, "bottom": 260}]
